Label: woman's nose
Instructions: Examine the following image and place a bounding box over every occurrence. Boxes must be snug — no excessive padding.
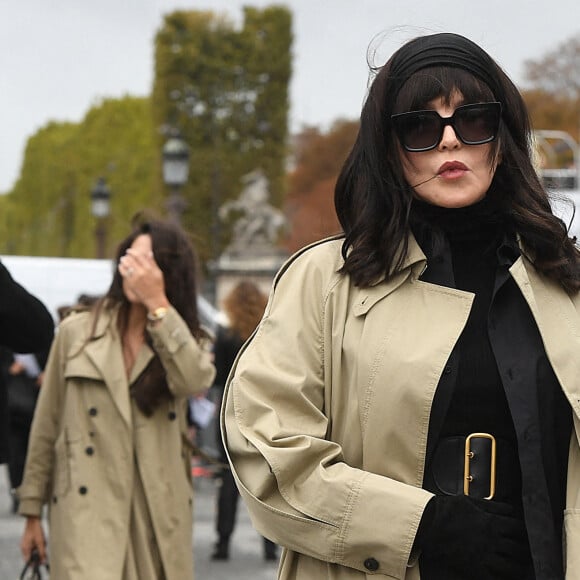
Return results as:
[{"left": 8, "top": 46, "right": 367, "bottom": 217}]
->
[{"left": 438, "top": 124, "right": 461, "bottom": 150}]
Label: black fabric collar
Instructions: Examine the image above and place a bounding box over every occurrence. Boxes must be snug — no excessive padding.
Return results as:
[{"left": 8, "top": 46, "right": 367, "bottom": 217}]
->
[
  {"left": 497, "top": 230, "right": 521, "bottom": 268},
  {"left": 410, "top": 195, "right": 519, "bottom": 268}
]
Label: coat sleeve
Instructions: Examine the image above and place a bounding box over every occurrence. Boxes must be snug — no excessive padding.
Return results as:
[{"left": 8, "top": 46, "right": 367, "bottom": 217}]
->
[
  {"left": 222, "top": 247, "right": 432, "bottom": 578},
  {"left": 147, "top": 306, "right": 216, "bottom": 398},
  {"left": 17, "top": 316, "right": 70, "bottom": 516}
]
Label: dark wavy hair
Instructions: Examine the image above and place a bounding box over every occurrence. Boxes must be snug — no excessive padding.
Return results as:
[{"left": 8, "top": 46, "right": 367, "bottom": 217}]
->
[
  {"left": 335, "top": 35, "right": 580, "bottom": 293},
  {"left": 90, "top": 217, "right": 202, "bottom": 415}
]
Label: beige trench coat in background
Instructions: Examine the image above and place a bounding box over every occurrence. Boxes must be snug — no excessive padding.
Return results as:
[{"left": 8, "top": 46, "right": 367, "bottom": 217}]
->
[
  {"left": 18, "top": 306, "right": 216, "bottom": 580},
  {"left": 223, "top": 236, "right": 580, "bottom": 579}
]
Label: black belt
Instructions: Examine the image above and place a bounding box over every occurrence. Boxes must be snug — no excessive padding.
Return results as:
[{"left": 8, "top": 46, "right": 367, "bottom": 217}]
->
[{"left": 429, "top": 434, "right": 521, "bottom": 501}]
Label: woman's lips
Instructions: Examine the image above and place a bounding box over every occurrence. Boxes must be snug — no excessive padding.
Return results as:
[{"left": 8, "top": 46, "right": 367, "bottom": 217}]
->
[{"left": 437, "top": 161, "right": 468, "bottom": 179}]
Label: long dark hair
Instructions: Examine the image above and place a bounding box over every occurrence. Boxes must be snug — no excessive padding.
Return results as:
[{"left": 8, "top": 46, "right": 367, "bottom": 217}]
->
[
  {"left": 335, "top": 35, "right": 580, "bottom": 293},
  {"left": 91, "top": 218, "right": 203, "bottom": 415}
]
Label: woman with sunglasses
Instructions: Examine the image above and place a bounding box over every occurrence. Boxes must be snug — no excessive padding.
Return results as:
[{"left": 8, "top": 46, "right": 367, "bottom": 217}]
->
[{"left": 222, "top": 33, "right": 580, "bottom": 580}]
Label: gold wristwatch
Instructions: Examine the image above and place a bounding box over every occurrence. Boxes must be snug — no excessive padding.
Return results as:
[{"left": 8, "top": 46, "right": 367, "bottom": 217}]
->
[{"left": 147, "top": 306, "right": 168, "bottom": 322}]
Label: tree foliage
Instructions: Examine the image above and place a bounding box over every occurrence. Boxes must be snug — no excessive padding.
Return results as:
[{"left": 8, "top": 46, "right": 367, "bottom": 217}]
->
[
  {"left": 152, "top": 7, "right": 292, "bottom": 262},
  {"left": 0, "top": 97, "right": 158, "bottom": 258},
  {"left": 283, "top": 119, "right": 358, "bottom": 253},
  {"left": 2, "top": 6, "right": 292, "bottom": 264},
  {"left": 522, "top": 32, "right": 580, "bottom": 145},
  {"left": 523, "top": 34, "right": 580, "bottom": 100},
  {"left": 521, "top": 89, "right": 578, "bottom": 167}
]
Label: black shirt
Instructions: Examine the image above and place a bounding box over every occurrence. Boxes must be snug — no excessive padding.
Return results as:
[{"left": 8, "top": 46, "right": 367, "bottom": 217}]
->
[{"left": 412, "top": 197, "right": 571, "bottom": 580}]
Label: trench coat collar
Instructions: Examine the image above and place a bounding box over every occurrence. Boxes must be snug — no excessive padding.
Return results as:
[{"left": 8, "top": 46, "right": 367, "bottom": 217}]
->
[
  {"left": 353, "top": 233, "right": 427, "bottom": 317},
  {"left": 83, "top": 306, "right": 154, "bottom": 427}
]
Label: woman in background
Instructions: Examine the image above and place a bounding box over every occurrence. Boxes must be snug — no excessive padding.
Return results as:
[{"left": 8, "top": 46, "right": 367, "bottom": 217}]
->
[
  {"left": 19, "top": 218, "right": 215, "bottom": 580},
  {"left": 1, "top": 348, "right": 47, "bottom": 513},
  {"left": 212, "top": 280, "right": 278, "bottom": 563}
]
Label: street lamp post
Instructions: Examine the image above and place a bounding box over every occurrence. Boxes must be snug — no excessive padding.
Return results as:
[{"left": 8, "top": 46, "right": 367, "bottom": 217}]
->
[
  {"left": 90, "top": 177, "right": 111, "bottom": 259},
  {"left": 162, "top": 136, "right": 190, "bottom": 224}
]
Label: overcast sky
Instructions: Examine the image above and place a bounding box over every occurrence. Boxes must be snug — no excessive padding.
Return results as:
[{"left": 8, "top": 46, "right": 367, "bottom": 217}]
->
[{"left": 1, "top": 0, "right": 578, "bottom": 192}]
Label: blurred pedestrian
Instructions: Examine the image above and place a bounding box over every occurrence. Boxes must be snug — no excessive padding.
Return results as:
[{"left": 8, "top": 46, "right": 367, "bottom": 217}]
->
[
  {"left": 223, "top": 32, "right": 580, "bottom": 580},
  {"left": 57, "top": 293, "right": 100, "bottom": 322},
  {"left": 0, "top": 260, "right": 54, "bottom": 469},
  {"left": 1, "top": 349, "right": 47, "bottom": 513},
  {"left": 18, "top": 218, "right": 216, "bottom": 580},
  {"left": 212, "top": 280, "right": 277, "bottom": 562}
]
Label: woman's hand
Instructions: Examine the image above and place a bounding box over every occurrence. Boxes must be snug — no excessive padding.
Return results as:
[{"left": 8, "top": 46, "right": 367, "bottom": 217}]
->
[
  {"left": 20, "top": 516, "right": 47, "bottom": 564},
  {"left": 9, "top": 360, "right": 25, "bottom": 375},
  {"left": 418, "top": 495, "right": 530, "bottom": 579},
  {"left": 118, "top": 249, "right": 170, "bottom": 312}
]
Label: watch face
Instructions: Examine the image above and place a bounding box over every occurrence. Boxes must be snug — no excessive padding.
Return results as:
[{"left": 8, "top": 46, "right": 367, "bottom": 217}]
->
[{"left": 148, "top": 307, "right": 168, "bottom": 322}]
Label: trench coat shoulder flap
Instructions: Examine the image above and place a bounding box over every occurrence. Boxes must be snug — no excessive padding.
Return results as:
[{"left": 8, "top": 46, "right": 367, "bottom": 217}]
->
[
  {"left": 62, "top": 308, "right": 138, "bottom": 427},
  {"left": 268, "top": 233, "right": 428, "bottom": 318},
  {"left": 268, "top": 235, "right": 346, "bottom": 293}
]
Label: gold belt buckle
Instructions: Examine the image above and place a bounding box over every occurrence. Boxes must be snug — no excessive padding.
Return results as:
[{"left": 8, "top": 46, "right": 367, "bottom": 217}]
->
[{"left": 463, "top": 432, "right": 496, "bottom": 500}]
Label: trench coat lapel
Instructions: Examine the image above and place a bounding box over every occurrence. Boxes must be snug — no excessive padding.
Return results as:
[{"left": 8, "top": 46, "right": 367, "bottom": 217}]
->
[
  {"left": 510, "top": 257, "right": 580, "bottom": 423},
  {"left": 83, "top": 310, "right": 133, "bottom": 427},
  {"left": 82, "top": 311, "right": 155, "bottom": 426}
]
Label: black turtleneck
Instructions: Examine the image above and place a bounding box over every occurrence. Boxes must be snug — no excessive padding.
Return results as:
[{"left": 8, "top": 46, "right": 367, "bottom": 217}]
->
[{"left": 412, "top": 198, "right": 519, "bottom": 445}]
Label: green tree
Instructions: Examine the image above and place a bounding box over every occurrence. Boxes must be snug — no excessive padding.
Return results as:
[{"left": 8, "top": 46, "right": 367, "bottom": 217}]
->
[
  {"left": 1, "top": 5, "right": 292, "bottom": 262},
  {"left": 152, "top": 7, "right": 292, "bottom": 263},
  {"left": 0, "top": 97, "right": 158, "bottom": 258}
]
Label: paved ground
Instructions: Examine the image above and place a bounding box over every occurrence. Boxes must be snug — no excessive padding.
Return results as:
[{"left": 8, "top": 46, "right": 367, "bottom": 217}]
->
[{"left": 0, "top": 465, "right": 278, "bottom": 579}]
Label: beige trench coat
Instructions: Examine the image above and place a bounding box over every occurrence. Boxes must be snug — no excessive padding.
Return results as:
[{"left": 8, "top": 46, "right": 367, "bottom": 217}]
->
[
  {"left": 19, "top": 306, "right": 215, "bottom": 580},
  {"left": 223, "top": 235, "right": 580, "bottom": 579}
]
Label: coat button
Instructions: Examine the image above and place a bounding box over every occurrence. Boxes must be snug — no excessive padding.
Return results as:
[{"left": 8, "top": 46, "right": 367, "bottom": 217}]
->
[
  {"left": 89, "top": 407, "right": 98, "bottom": 417},
  {"left": 79, "top": 486, "right": 88, "bottom": 495},
  {"left": 85, "top": 446, "right": 94, "bottom": 456},
  {"left": 364, "top": 558, "right": 379, "bottom": 572},
  {"left": 52, "top": 496, "right": 58, "bottom": 504},
  {"left": 168, "top": 411, "right": 177, "bottom": 421}
]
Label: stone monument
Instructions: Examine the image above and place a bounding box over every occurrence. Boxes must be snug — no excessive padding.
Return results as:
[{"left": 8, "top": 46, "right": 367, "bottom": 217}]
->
[{"left": 214, "top": 169, "right": 289, "bottom": 305}]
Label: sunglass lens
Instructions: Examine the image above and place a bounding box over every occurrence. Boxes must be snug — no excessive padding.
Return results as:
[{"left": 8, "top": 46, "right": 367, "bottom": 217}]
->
[
  {"left": 455, "top": 105, "right": 499, "bottom": 144},
  {"left": 398, "top": 112, "right": 440, "bottom": 151}
]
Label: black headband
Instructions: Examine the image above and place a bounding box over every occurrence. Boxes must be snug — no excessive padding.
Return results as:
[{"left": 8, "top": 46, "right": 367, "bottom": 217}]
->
[{"left": 388, "top": 33, "right": 501, "bottom": 100}]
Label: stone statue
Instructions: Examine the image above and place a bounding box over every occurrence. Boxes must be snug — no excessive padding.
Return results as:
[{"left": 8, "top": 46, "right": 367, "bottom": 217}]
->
[{"left": 219, "top": 169, "right": 287, "bottom": 256}]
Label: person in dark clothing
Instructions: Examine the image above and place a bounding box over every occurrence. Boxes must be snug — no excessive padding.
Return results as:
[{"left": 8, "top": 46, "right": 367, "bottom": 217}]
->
[
  {"left": 212, "top": 280, "right": 278, "bottom": 562},
  {"left": 1, "top": 349, "right": 48, "bottom": 513},
  {"left": 222, "top": 33, "right": 580, "bottom": 580},
  {"left": 0, "top": 261, "right": 54, "bottom": 467}
]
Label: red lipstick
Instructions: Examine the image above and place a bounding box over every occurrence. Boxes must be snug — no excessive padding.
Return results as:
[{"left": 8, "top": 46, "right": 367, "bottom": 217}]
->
[{"left": 437, "top": 161, "right": 468, "bottom": 179}]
